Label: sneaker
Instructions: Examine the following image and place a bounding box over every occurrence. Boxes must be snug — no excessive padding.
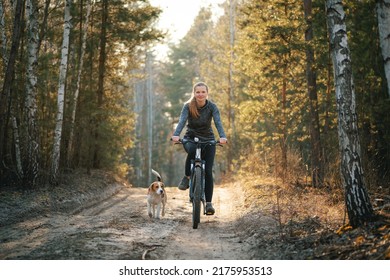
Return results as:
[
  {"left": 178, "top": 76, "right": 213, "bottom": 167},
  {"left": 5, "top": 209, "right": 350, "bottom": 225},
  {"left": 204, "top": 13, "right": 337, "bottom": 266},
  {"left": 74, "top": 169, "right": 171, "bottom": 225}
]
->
[
  {"left": 205, "top": 202, "right": 215, "bottom": 215},
  {"left": 178, "top": 176, "right": 189, "bottom": 190}
]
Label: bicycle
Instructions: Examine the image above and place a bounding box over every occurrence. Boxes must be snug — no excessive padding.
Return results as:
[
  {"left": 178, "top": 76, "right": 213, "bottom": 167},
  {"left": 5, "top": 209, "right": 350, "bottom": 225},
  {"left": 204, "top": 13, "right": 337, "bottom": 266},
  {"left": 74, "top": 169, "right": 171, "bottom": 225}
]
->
[{"left": 174, "top": 137, "right": 222, "bottom": 229}]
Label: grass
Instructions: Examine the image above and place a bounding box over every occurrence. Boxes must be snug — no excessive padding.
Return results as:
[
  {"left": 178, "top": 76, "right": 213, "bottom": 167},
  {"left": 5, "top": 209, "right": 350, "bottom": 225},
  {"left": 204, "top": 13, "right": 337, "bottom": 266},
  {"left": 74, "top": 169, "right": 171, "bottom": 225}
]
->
[{"left": 232, "top": 174, "right": 390, "bottom": 259}]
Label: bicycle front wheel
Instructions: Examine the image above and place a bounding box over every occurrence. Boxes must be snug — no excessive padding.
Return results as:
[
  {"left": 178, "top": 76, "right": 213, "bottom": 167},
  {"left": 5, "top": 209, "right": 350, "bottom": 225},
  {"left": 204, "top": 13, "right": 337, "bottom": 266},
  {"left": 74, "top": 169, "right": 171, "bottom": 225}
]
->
[{"left": 192, "top": 166, "right": 202, "bottom": 229}]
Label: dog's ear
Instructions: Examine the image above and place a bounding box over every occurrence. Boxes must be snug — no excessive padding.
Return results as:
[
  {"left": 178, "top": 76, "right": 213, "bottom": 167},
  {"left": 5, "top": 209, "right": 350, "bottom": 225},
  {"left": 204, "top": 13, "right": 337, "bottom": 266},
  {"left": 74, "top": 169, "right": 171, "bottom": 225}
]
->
[
  {"left": 148, "top": 182, "right": 159, "bottom": 193},
  {"left": 147, "top": 184, "right": 153, "bottom": 194}
]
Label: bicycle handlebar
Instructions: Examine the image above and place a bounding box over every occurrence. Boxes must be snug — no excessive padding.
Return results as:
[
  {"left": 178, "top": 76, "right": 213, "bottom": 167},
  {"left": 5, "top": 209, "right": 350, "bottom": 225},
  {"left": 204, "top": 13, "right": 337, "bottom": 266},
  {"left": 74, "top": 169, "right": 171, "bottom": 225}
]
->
[{"left": 171, "top": 137, "right": 224, "bottom": 147}]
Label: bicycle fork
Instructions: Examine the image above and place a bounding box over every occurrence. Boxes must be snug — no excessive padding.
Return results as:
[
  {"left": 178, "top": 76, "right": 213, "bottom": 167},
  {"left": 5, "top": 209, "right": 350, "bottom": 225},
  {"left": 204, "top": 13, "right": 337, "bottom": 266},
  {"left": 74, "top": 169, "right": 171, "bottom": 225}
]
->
[{"left": 190, "top": 160, "right": 206, "bottom": 212}]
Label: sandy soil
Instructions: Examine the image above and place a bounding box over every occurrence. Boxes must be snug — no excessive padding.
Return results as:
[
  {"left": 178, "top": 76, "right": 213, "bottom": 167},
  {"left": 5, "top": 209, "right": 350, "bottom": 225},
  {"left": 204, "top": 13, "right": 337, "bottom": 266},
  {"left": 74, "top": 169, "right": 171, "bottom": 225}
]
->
[
  {"left": 0, "top": 181, "right": 259, "bottom": 260},
  {"left": 1, "top": 171, "right": 389, "bottom": 260}
]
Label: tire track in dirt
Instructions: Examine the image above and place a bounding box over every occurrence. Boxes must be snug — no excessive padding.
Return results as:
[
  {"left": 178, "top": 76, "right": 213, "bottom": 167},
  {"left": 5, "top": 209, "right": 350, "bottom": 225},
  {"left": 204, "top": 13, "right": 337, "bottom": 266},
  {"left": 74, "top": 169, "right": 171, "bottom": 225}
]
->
[
  {"left": 150, "top": 183, "right": 251, "bottom": 260},
  {"left": 0, "top": 183, "right": 254, "bottom": 260}
]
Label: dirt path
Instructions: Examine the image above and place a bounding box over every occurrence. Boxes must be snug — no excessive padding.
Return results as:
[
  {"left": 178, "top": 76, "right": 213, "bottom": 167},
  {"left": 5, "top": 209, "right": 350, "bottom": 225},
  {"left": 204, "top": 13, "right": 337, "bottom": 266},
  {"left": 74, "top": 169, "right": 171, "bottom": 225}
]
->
[
  {"left": 153, "top": 183, "right": 248, "bottom": 260},
  {"left": 1, "top": 175, "right": 389, "bottom": 260},
  {"left": 0, "top": 183, "right": 254, "bottom": 260}
]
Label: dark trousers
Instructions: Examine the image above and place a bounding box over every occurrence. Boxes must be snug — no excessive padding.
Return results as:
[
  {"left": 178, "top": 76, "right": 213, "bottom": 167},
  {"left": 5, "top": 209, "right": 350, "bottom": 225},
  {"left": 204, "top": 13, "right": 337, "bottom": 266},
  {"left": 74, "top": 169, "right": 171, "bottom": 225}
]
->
[{"left": 183, "top": 141, "right": 216, "bottom": 202}]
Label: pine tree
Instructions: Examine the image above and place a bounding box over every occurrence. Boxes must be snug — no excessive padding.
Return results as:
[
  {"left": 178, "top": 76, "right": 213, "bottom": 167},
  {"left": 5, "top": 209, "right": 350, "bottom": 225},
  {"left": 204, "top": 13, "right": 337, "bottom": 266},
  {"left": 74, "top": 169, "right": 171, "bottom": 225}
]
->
[
  {"left": 304, "top": 0, "right": 323, "bottom": 187},
  {"left": 0, "top": 0, "right": 24, "bottom": 179}
]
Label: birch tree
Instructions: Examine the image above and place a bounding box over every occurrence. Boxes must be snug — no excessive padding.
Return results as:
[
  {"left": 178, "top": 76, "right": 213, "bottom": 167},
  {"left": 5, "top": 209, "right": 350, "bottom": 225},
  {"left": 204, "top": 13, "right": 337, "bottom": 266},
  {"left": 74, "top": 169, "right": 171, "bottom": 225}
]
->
[
  {"left": 67, "top": 0, "right": 92, "bottom": 166},
  {"left": 376, "top": 0, "right": 390, "bottom": 98},
  {"left": 51, "top": 0, "right": 72, "bottom": 184},
  {"left": 24, "top": 0, "right": 40, "bottom": 185},
  {"left": 326, "top": 0, "right": 374, "bottom": 227}
]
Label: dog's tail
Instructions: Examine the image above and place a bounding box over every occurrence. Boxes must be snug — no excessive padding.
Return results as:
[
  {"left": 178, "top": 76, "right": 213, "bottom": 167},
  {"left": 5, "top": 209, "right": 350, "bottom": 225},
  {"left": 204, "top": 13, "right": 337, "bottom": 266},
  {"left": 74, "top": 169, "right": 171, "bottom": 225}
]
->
[{"left": 151, "top": 169, "right": 162, "bottom": 182}]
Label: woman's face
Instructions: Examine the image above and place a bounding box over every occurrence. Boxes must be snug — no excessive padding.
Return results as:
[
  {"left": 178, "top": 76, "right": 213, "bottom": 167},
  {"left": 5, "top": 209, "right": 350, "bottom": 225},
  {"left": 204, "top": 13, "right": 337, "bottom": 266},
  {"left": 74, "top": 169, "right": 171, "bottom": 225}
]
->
[{"left": 194, "top": 85, "right": 208, "bottom": 104}]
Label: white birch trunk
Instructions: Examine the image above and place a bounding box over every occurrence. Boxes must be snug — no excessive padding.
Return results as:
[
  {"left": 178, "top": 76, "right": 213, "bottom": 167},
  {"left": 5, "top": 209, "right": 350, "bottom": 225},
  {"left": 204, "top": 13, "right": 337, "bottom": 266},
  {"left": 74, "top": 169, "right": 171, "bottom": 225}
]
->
[
  {"left": 326, "top": 0, "right": 374, "bottom": 227},
  {"left": 24, "top": 0, "right": 40, "bottom": 185},
  {"left": 51, "top": 0, "right": 72, "bottom": 183},
  {"left": 67, "top": 0, "right": 92, "bottom": 165},
  {"left": 376, "top": 0, "right": 390, "bottom": 98}
]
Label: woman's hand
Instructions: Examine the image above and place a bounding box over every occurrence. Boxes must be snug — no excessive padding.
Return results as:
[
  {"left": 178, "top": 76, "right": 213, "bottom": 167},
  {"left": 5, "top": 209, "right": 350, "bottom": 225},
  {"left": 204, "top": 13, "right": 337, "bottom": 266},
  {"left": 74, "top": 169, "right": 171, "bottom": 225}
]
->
[
  {"left": 219, "top": 138, "right": 227, "bottom": 144},
  {"left": 171, "top": 136, "right": 180, "bottom": 143}
]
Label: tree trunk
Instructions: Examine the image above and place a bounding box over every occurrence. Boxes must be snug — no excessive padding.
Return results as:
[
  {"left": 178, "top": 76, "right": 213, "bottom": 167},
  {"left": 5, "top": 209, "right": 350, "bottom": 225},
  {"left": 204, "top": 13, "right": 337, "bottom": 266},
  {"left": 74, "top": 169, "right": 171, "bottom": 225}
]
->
[
  {"left": 0, "top": 0, "right": 23, "bottom": 176},
  {"left": 326, "top": 0, "right": 374, "bottom": 227},
  {"left": 67, "top": 0, "right": 91, "bottom": 166},
  {"left": 11, "top": 116, "right": 23, "bottom": 179},
  {"left": 24, "top": 0, "right": 40, "bottom": 186},
  {"left": 281, "top": 65, "right": 288, "bottom": 182},
  {"left": 323, "top": 36, "right": 333, "bottom": 163},
  {"left": 227, "top": 0, "right": 236, "bottom": 172},
  {"left": 146, "top": 52, "right": 153, "bottom": 184},
  {"left": 0, "top": 0, "right": 8, "bottom": 66},
  {"left": 93, "top": 0, "right": 108, "bottom": 168},
  {"left": 37, "top": 0, "right": 51, "bottom": 56},
  {"left": 303, "top": 0, "right": 323, "bottom": 187},
  {"left": 51, "top": 0, "right": 72, "bottom": 184},
  {"left": 376, "top": 0, "right": 390, "bottom": 98}
]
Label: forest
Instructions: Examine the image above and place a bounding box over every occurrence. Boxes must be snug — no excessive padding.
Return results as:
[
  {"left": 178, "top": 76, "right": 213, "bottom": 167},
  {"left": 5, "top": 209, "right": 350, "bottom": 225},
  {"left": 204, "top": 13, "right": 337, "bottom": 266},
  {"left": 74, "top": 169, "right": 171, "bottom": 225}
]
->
[{"left": 0, "top": 0, "right": 389, "bottom": 237}]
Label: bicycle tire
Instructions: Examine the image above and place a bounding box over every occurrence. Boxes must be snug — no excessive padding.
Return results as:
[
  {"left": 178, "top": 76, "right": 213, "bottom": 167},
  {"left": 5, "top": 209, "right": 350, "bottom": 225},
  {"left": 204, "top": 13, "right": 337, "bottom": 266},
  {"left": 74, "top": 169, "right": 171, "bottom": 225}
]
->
[{"left": 192, "top": 166, "right": 202, "bottom": 229}]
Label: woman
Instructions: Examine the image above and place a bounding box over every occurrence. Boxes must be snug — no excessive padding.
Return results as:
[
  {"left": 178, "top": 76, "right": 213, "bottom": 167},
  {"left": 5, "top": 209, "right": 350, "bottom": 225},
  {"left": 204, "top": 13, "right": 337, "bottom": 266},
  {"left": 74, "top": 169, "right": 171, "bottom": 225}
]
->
[{"left": 171, "top": 82, "right": 227, "bottom": 215}]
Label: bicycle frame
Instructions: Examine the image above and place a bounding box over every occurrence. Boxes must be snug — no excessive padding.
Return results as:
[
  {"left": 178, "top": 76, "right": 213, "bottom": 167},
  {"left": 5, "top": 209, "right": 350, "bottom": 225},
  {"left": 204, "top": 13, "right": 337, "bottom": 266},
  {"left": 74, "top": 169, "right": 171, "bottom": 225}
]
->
[
  {"left": 175, "top": 137, "right": 221, "bottom": 229},
  {"left": 189, "top": 138, "right": 206, "bottom": 207}
]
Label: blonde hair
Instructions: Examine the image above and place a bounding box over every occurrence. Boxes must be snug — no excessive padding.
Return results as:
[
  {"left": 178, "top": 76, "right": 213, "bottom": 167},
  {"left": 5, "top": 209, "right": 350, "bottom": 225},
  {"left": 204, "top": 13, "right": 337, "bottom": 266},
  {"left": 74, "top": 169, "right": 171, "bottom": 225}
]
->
[{"left": 187, "top": 82, "right": 209, "bottom": 118}]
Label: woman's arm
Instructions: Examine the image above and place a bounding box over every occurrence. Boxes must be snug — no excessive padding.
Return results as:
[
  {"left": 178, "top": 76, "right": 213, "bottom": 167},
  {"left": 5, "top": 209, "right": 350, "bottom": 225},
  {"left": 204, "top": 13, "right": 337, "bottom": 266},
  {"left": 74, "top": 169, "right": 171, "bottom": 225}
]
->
[
  {"left": 212, "top": 103, "right": 227, "bottom": 140},
  {"left": 173, "top": 104, "right": 189, "bottom": 137}
]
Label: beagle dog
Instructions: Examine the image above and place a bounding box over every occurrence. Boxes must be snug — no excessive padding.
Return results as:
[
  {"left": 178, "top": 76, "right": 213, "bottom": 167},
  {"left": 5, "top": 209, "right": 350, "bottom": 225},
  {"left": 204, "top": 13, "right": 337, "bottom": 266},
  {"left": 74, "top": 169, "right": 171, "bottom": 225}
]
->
[{"left": 147, "top": 169, "right": 167, "bottom": 219}]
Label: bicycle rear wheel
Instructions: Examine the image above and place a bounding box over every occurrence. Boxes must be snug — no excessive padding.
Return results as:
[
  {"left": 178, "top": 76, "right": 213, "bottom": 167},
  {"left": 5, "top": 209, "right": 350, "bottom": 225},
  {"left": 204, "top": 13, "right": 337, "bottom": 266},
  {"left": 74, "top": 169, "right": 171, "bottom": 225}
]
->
[{"left": 192, "top": 166, "right": 202, "bottom": 229}]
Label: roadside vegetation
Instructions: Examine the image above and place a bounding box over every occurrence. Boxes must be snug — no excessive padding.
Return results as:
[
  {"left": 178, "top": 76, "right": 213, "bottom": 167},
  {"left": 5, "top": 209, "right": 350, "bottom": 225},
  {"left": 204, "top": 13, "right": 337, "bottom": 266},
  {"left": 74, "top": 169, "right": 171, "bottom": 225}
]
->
[{"left": 1, "top": 0, "right": 389, "bottom": 259}]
